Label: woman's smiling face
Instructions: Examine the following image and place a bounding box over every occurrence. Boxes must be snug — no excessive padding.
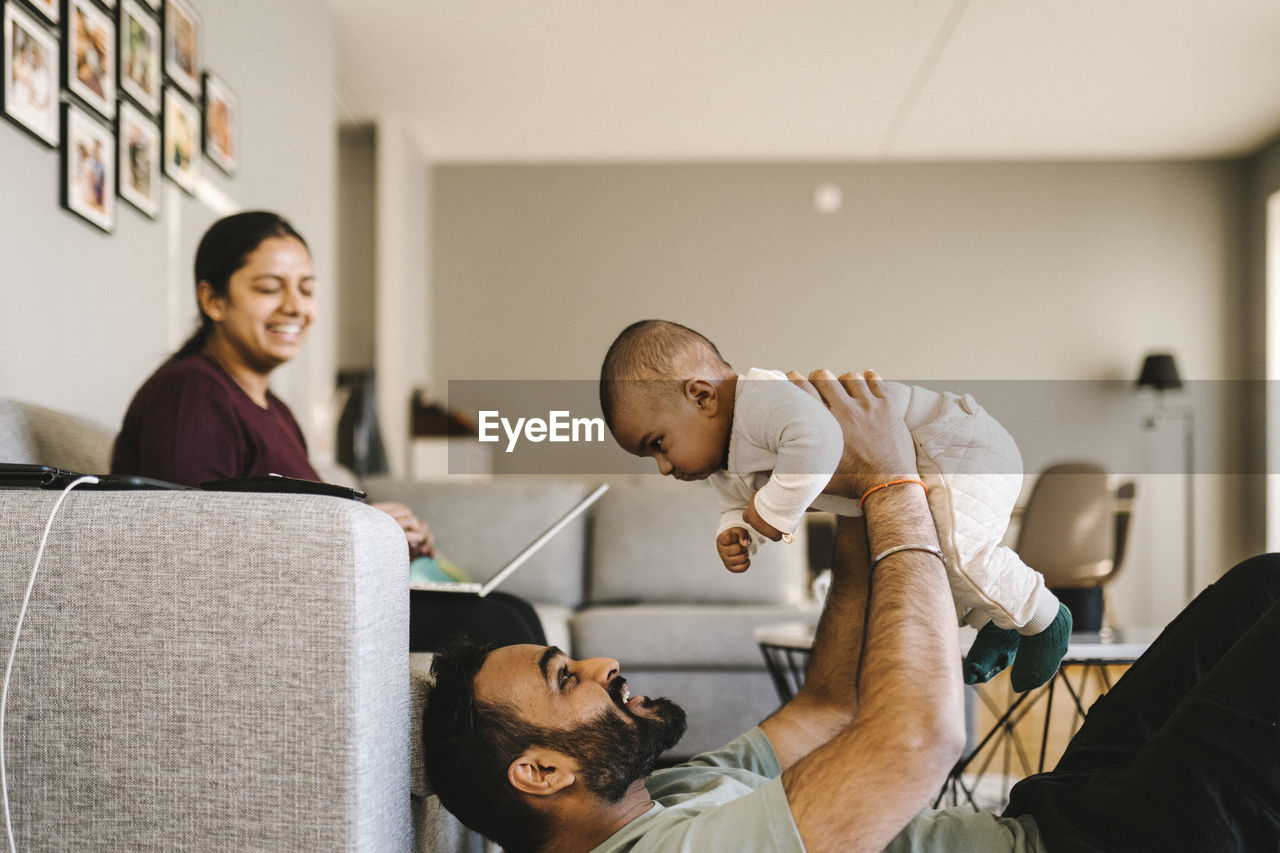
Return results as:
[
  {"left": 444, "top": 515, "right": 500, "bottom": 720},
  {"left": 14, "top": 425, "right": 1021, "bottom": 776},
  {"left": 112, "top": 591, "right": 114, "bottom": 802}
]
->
[{"left": 201, "top": 235, "right": 315, "bottom": 374}]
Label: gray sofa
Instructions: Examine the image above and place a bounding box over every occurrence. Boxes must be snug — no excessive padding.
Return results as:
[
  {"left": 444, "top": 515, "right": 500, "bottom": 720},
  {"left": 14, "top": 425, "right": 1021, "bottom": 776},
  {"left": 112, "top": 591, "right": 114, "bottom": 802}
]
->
[
  {"left": 0, "top": 399, "right": 412, "bottom": 851},
  {"left": 1, "top": 397, "right": 820, "bottom": 851},
  {"left": 368, "top": 475, "right": 820, "bottom": 760}
]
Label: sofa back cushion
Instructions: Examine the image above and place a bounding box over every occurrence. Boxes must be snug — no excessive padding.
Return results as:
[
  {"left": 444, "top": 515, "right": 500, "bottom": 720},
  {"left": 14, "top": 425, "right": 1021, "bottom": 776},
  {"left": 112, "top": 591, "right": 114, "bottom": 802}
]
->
[
  {"left": 0, "top": 398, "right": 115, "bottom": 471},
  {"left": 365, "top": 477, "right": 592, "bottom": 607},
  {"left": 588, "top": 479, "right": 809, "bottom": 606}
]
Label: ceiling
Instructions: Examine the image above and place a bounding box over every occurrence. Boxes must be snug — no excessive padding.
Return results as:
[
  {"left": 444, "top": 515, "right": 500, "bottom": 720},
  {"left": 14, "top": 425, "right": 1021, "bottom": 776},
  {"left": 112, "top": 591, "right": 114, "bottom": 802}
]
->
[{"left": 331, "top": 0, "right": 1280, "bottom": 163}]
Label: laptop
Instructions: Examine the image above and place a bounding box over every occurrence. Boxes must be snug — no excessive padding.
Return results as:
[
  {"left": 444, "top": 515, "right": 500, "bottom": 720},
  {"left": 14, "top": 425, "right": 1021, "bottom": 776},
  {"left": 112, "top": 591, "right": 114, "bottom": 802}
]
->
[
  {"left": 0, "top": 463, "right": 194, "bottom": 490},
  {"left": 410, "top": 483, "right": 608, "bottom": 598}
]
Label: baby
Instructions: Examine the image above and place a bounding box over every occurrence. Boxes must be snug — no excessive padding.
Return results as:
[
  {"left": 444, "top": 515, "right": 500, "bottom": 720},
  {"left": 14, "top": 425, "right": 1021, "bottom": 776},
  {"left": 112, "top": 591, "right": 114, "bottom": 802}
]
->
[{"left": 599, "top": 319, "right": 1071, "bottom": 692}]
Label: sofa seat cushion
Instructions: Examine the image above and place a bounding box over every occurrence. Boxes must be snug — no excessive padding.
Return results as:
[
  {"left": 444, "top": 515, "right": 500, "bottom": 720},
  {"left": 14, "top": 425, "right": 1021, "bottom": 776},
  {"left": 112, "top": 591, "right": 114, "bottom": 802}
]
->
[
  {"left": 588, "top": 480, "right": 810, "bottom": 606},
  {"left": 0, "top": 398, "right": 115, "bottom": 470},
  {"left": 571, "top": 602, "right": 820, "bottom": 668}
]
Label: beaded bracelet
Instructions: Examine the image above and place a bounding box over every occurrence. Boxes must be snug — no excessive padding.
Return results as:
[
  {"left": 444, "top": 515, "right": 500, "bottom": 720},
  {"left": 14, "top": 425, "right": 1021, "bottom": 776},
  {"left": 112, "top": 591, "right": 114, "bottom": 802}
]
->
[
  {"left": 870, "top": 543, "right": 946, "bottom": 570},
  {"left": 859, "top": 477, "right": 927, "bottom": 510}
]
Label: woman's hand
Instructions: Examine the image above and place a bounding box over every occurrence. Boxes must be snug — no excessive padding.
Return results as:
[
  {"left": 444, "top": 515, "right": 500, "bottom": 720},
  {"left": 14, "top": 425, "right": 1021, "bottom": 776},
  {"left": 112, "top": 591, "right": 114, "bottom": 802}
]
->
[
  {"left": 786, "top": 369, "right": 918, "bottom": 499},
  {"left": 371, "top": 501, "right": 436, "bottom": 558}
]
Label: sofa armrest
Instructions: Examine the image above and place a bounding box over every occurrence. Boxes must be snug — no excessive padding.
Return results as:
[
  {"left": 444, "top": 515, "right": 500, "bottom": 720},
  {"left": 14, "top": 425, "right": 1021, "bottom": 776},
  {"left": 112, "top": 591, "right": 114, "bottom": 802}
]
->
[{"left": 0, "top": 490, "right": 411, "bottom": 852}]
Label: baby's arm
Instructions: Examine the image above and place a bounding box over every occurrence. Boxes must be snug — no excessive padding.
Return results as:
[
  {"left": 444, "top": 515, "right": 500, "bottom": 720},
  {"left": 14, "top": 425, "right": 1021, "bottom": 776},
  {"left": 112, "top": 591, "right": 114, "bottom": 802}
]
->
[{"left": 745, "top": 382, "right": 846, "bottom": 538}]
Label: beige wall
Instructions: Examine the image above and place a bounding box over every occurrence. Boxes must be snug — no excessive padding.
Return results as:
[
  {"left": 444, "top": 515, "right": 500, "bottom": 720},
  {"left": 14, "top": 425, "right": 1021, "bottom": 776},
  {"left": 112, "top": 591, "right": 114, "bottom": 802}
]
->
[
  {"left": 430, "top": 159, "right": 1254, "bottom": 628},
  {"left": 0, "top": 0, "right": 337, "bottom": 461}
]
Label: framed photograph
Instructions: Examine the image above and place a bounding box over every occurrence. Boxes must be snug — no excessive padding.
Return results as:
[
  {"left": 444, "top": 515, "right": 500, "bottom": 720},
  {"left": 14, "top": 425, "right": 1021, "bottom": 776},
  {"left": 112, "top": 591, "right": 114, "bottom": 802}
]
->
[
  {"left": 162, "top": 84, "right": 197, "bottom": 194},
  {"left": 162, "top": 0, "right": 198, "bottom": 97},
  {"left": 118, "top": 0, "right": 160, "bottom": 115},
  {"left": 117, "top": 99, "right": 159, "bottom": 218},
  {"left": 201, "top": 70, "right": 236, "bottom": 175},
  {"left": 63, "top": 0, "right": 116, "bottom": 119},
  {"left": 3, "top": 3, "right": 59, "bottom": 146},
  {"left": 61, "top": 103, "right": 115, "bottom": 232},
  {"left": 22, "top": 0, "right": 59, "bottom": 25}
]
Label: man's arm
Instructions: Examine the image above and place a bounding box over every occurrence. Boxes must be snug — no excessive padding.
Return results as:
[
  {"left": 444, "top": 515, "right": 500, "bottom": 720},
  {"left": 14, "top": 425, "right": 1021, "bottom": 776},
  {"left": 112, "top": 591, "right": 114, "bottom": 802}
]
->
[{"left": 760, "top": 370, "right": 965, "bottom": 853}]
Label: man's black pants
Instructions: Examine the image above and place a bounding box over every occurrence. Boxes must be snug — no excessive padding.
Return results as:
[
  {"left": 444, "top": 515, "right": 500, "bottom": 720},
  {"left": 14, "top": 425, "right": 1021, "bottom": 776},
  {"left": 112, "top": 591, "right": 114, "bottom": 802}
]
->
[{"left": 1005, "top": 554, "right": 1280, "bottom": 852}]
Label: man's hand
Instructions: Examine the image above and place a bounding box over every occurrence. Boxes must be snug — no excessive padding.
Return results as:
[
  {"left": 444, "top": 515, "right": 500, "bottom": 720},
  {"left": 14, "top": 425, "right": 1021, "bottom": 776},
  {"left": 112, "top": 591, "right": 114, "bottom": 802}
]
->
[
  {"left": 372, "top": 501, "right": 436, "bottom": 558},
  {"left": 716, "top": 527, "right": 752, "bottom": 573},
  {"left": 743, "top": 493, "right": 783, "bottom": 542},
  {"left": 786, "top": 369, "right": 917, "bottom": 498}
]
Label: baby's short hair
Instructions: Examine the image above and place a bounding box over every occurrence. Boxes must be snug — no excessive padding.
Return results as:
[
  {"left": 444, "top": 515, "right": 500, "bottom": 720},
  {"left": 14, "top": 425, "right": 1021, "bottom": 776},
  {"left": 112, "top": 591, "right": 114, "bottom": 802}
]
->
[{"left": 599, "top": 320, "right": 730, "bottom": 429}]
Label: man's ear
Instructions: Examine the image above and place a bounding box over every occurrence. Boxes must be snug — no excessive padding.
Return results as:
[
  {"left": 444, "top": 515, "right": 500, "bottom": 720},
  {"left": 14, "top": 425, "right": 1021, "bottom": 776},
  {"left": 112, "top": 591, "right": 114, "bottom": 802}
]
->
[
  {"left": 196, "top": 281, "right": 225, "bottom": 322},
  {"left": 508, "top": 748, "right": 577, "bottom": 797},
  {"left": 684, "top": 378, "right": 719, "bottom": 416}
]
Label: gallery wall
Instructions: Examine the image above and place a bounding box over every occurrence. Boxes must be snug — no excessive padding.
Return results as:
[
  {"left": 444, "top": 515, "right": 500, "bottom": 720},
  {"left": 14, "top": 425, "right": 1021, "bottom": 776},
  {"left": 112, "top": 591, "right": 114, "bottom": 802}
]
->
[
  {"left": 429, "top": 158, "right": 1254, "bottom": 627},
  {"left": 0, "top": 0, "right": 337, "bottom": 460}
]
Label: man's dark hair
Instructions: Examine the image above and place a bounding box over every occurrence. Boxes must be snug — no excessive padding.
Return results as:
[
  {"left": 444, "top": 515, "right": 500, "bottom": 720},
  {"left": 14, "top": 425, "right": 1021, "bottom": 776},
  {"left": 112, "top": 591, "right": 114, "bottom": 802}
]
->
[
  {"left": 422, "top": 639, "right": 552, "bottom": 853},
  {"left": 598, "top": 319, "right": 729, "bottom": 430},
  {"left": 423, "top": 638, "right": 687, "bottom": 852}
]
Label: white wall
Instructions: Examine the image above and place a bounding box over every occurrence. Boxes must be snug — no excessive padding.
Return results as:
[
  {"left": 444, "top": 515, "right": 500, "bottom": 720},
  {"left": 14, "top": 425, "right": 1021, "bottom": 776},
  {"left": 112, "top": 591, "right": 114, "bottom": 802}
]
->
[
  {"left": 0, "top": 0, "right": 337, "bottom": 461},
  {"left": 428, "top": 159, "right": 1253, "bottom": 628}
]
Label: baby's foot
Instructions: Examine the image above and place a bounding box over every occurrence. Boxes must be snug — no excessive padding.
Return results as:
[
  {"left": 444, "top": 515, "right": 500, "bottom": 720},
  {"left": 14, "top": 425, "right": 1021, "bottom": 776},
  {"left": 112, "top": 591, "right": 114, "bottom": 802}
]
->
[
  {"left": 1010, "top": 604, "right": 1073, "bottom": 692},
  {"left": 962, "top": 622, "right": 1020, "bottom": 685}
]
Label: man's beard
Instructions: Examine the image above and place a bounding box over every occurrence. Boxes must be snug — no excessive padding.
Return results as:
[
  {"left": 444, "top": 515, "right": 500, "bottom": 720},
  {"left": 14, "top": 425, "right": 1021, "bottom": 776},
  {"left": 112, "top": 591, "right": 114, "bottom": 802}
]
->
[{"left": 538, "top": 677, "right": 687, "bottom": 803}]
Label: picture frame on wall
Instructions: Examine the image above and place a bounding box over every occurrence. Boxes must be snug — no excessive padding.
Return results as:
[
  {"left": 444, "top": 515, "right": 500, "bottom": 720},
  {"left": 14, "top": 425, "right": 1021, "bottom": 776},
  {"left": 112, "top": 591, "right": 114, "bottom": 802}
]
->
[
  {"left": 61, "top": 102, "right": 116, "bottom": 233},
  {"left": 162, "top": 0, "right": 199, "bottom": 97},
  {"left": 63, "top": 0, "right": 116, "bottom": 119},
  {"left": 119, "top": 0, "right": 160, "bottom": 115},
  {"left": 117, "top": 98, "right": 159, "bottom": 218},
  {"left": 3, "top": 2, "right": 60, "bottom": 146},
  {"left": 201, "top": 70, "right": 236, "bottom": 175},
  {"left": 162, "top": 84, "right": 198, "bottom": 194},
  {"left": 23, "top": 0, "right": 59, "bottom": 25}
]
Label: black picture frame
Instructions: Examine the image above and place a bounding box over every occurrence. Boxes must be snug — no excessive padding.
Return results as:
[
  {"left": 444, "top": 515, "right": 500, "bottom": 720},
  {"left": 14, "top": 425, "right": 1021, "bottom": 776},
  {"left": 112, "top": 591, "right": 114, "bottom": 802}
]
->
[
  {"left": 162, "top": 0, "right": 197, "bottom": 97},
  {"left": 62, "top": 0, "right": 116, "bottom": 119},
  {"left": 2, "top": 1, "right": 60, "bottom": 146},
  {"left": 117, "top": 0, "right": 160, "bottom": 115},
  {"left": 61, "top": 101, "right": 116, "bottom": 232},
  {"left": 201, "top": 69, "right": 235, "bottom": 175},
  {"left": 20, "top": 0, "right": 59, "bottom": 26},
  {"left": 161, "top": 82, "right": 197, "bottom": 194},
  {"left": 117, "top": 97, "right": 159, "bottom": 218}
]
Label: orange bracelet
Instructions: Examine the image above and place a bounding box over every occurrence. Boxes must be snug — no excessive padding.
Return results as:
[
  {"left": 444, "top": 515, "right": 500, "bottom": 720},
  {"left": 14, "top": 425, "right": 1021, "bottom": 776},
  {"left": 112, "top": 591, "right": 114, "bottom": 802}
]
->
[{"left": 859, "top": 477, "right": 927, "bottom": 510}]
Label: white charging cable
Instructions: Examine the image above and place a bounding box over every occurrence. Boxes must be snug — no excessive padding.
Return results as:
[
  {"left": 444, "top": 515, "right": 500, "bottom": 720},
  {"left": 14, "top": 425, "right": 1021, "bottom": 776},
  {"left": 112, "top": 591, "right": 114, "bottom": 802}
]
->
[{"left": 0, "top": 476, "right": 98, "bottom": 853}]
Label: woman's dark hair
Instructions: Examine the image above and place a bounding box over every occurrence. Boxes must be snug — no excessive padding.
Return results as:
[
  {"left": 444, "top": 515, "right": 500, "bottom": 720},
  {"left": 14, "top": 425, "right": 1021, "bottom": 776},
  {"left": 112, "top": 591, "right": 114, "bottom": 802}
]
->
[{"left": 169, "top": 210, "right": 309, "bottom": 363}]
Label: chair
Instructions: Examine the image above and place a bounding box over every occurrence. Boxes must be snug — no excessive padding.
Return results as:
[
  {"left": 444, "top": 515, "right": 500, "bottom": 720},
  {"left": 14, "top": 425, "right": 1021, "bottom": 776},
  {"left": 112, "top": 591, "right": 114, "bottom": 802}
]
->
[{"left": 1015, "top": 462, "right": 1136, "bottom": 631}]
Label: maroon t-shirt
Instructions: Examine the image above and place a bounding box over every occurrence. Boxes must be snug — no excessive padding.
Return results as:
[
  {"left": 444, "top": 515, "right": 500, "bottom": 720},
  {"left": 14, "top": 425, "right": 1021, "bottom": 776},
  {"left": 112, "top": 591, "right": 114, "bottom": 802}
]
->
[{"left": 111, "top": 353, "right": 320, "bottom": 486}]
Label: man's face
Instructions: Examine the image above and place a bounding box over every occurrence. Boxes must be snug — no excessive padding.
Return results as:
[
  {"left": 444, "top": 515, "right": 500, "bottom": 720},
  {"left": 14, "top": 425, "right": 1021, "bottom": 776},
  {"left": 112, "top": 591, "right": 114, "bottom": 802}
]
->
[{"left": 475, "top": 645, "right": 687, "bottom": 801}]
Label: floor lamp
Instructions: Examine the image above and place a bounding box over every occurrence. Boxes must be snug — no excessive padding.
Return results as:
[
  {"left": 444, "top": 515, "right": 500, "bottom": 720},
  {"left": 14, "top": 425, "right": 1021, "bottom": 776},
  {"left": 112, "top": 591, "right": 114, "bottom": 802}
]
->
[{"left": 1136, "top": 353, "right": 1195, "bottom": 602}]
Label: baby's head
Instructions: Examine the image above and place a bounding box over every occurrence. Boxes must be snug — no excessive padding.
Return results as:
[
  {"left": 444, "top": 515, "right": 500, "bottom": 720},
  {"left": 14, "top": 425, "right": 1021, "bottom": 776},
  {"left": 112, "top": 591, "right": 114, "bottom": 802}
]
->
[{"left": 599, "top": 320, "right": 736, "bottom": 481}]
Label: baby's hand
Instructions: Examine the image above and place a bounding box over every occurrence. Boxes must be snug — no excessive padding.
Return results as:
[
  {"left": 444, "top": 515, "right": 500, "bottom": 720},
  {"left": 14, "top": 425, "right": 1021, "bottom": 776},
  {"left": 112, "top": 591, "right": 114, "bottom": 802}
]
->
[
  {"left": 743, "top": 493, "right": 784, "bottom": 542},
  {"left": 717, "top": 527, "right": 752, "bottom": 573}
]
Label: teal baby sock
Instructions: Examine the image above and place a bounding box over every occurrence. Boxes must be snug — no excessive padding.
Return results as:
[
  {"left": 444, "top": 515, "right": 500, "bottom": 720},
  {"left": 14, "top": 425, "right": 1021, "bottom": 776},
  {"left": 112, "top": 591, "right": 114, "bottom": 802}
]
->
[
  {"left": 962, "top": 622, "right": 1021, "bottom": 685},
  {"left": 1010, "top": 604, "right": 1073, "bottom": 692}
]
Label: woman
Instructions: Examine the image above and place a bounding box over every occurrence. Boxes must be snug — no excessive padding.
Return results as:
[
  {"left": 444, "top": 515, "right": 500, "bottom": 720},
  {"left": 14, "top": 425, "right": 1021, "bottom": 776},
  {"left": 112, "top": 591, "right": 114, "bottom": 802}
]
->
[{"left": 113, "top": 211, "right": 544, "bottom": 650}]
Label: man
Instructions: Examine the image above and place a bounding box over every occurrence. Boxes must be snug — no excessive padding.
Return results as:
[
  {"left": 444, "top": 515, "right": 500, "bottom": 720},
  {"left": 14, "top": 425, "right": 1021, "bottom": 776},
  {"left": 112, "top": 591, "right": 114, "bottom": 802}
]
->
[{"left": 424, "top": 370, "right": 1280, "bottom": 853}]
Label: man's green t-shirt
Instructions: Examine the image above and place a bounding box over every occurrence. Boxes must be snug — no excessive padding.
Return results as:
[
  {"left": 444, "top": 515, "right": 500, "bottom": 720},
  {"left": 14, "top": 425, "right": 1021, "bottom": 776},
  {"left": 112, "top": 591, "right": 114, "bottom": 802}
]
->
[{"left": 592, "top": 727, "right": 1047, "bottom": 852}]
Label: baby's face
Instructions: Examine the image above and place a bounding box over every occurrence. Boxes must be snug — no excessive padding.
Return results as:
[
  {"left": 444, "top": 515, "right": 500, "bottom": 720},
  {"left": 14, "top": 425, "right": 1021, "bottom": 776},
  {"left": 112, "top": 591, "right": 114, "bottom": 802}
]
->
[{"left": 611, "top": 392, "right": 728, "bottom": 481}]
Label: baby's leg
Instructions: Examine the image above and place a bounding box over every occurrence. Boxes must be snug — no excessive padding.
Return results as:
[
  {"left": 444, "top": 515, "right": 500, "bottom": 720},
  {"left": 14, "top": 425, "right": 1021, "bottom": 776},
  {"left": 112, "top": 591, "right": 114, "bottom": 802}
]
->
[{"left": 912, "top": 396, "right": 1067, "bottom": 690}]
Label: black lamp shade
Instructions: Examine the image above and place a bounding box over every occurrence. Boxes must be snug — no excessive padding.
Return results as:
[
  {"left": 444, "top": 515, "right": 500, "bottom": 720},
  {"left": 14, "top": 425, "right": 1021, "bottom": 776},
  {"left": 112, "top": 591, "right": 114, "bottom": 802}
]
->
[{"left": 1136, "top": 353, "right": 1183, "bottom": 390}]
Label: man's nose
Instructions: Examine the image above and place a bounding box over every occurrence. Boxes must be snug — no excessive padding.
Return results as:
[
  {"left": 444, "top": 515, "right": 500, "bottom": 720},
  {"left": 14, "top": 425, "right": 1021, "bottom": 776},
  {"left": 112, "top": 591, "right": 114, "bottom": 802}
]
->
[
  {"left": 655, "top": 456, "right": 673, "bottom": 476},
  {"left": 581, "top": 657, "right": 620, "bottom": 685}
]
